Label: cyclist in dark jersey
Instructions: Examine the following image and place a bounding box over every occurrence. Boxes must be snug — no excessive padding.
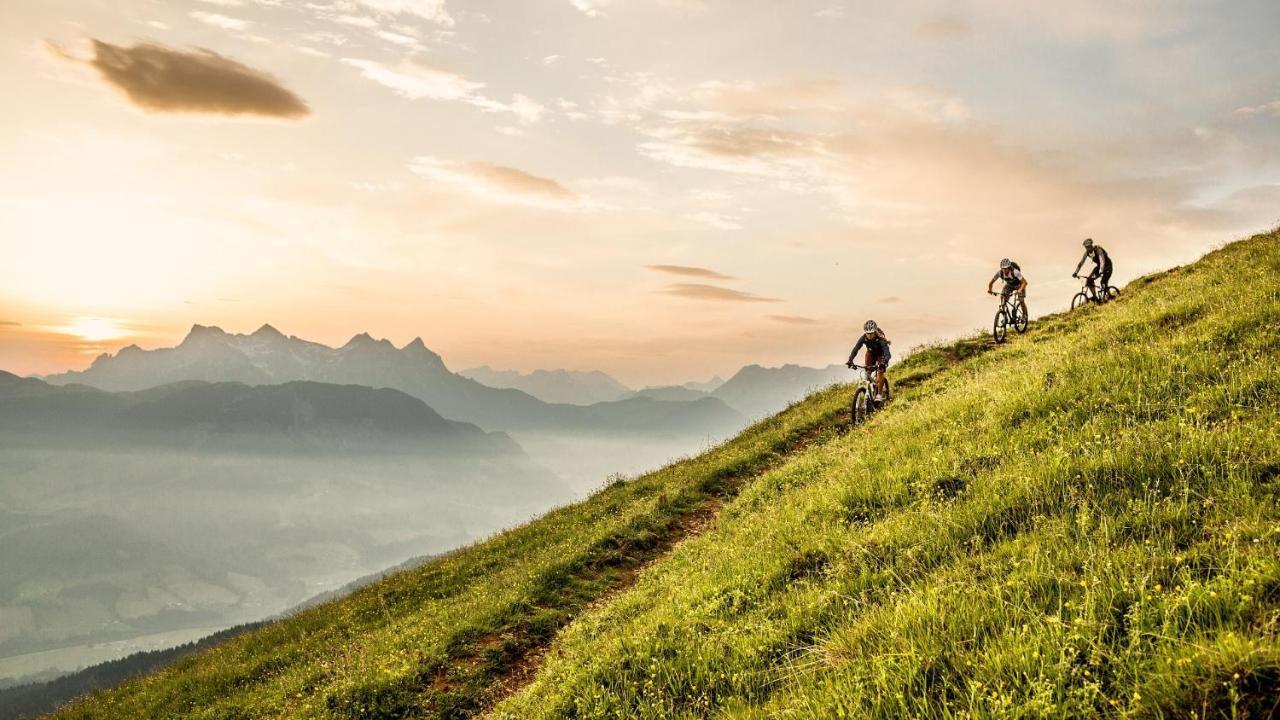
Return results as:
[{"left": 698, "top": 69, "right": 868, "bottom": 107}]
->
[
  {"left": 1073, "top": 238, "right": 1113, "bottom": 297},
  {"left": 987, "top": 258, "right": 1027, "bottom": 299},
  {"left": 847, "top": 320, "right": 891, "bottom": 401}
]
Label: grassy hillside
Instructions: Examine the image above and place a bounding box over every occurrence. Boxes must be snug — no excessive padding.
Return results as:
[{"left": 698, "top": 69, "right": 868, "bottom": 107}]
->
[{"left": 48, "top": 230, "right": 1279, "bottom": 719}]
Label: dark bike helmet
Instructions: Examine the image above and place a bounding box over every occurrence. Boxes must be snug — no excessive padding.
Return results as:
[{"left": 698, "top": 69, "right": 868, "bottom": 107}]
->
[{"left": 1083, "top": 238, "right": 1094, "bottom": 248}]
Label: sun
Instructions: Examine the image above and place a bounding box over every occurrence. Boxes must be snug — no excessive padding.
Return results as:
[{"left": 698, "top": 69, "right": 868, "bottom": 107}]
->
[{"left": 53, "top": 317, "right": 130, "bottom": 342}]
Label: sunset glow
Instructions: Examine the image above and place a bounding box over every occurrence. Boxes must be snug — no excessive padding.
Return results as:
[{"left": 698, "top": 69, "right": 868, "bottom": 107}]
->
[
  {"left": 50, "top": 317, "right": 130, "bottom": 343},
  {"left": 2, "top": 1, "right": 1278, "bottom": 384}
]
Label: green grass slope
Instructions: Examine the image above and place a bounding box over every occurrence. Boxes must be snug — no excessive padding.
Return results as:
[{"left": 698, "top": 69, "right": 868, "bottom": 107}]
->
[
  {"left": 491, "top": 231, "right": 1280, "bottom": 720},
  {"left": 49, "top": 230, "right": 1279, "bottom": 719}
]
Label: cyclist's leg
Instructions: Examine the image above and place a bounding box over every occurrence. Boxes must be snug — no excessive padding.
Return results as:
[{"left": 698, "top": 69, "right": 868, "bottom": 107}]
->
[
  {"left": 867, "top": 351, "right": 884, "bottom": 399},
  {"left": 1101, "top": 264, "right": 1113, "bottom": 293}
]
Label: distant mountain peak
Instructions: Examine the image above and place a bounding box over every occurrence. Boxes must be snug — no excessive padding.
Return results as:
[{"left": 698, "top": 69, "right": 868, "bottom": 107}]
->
[
  {"left": 344, "top": 331, "right": 374, "bottom": 346},
  {"left": 402, "top": 337, "right": 447, "bottom": 369},
  {"left": 342, "top": 331, "right": 395, "bottom": 350},
  {"left": 182, "top": 324, "right": 228, "bottom": 345},
  {"left": 252, "top": 323, "right": 286, "bottom": 340}
]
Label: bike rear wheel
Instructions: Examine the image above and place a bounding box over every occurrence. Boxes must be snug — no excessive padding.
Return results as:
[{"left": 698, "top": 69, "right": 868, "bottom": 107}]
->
[
  {"left": 993, "top": 310, "right": 1008, "bottom": 343},
  {"left": 851, "top": 388, "right": 871, "bottom": 424},
  {"left": 1071, "top": 292, "right": 1088, "bottom": 310},
  {"left": 1104, "top": 286, "right": 1120, "bottom": 301}
]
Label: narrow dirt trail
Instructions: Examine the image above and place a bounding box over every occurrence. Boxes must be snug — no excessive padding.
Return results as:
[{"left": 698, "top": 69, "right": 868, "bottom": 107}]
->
[{"left": 417, "top": 414, "right": 842, "bottom": 720}]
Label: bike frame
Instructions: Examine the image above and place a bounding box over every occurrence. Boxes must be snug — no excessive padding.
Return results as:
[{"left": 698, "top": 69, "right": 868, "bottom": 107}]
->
[
  {"left": 1073, "top": 276, "right": 1118, "bottom": 307},
  {"left": 849, "top": 363, "right": 881, "bottom": 393},
  {"left": 991, "top": 291, "right": 1027, "bottom": 342},
  {"left": 848, "top": 362, "right": 889, "bottom": 424}
]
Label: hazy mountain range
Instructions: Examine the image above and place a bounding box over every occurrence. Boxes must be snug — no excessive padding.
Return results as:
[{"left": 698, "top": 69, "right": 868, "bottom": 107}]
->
[
  {"left": 458, "top": 366, "right": 633, "bottom": 406},
  {"left": 0, "top": 372, "right": 518, "bottom": 456},
  {"left": 42, "top": 323, "right": 845, "bottom": 428},
  {"left": 0, "top": 370, "right": 569, "bottom": 686},
  {"left": 5, "top": 324, "right": 851, "bottom": 686},
  {"left": 710, "top": 363, "right": 849, "bottom": 419},
  {"left": 459, "top": 366, "right": 728, "bottom": 407},
  {"left": 42, "top": 325, "right": 746, "bottom": 438}
]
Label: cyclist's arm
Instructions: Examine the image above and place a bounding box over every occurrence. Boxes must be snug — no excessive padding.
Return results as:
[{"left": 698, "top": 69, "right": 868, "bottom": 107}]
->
[
  {"left": 847, "top": 337, "right": 866, "bottom": 365},
  {"left": 1018, "top": 274, "right": 1027, "bottom": 293},
  {"left": 1074, "top": 252, "right": 1088, "bottom": 275}
]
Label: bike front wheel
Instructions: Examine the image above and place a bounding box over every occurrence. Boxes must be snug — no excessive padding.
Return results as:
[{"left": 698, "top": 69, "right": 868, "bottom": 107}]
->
[
  {"left": 1014, "top": 300, "right": 1029, "bottom": 333},
  {"left": 851, "top": 388, "right": 871, "bottom": 424},
  {"left": 1071, "top": 292, "right": 1088, "bottom": 310},
  {"left": 993, "top": 310, "right": 1008, "bottom": 343}
]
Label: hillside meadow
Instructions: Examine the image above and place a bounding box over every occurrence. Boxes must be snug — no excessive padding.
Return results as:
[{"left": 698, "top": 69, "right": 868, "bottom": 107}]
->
[{"left": 49, "top": 229, "right": 1280, "bottom": 719}]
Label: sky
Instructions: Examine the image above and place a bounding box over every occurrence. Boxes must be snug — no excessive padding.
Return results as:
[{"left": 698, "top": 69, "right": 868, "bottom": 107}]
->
[{"left": 1, "top": 0, "right": 1278, "bottom": 386}]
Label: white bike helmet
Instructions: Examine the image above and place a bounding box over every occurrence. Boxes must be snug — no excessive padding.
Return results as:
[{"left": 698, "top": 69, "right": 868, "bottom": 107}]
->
[
  {"left": 863, "top": 320, "right": 878, "bottom": 333},
  {"left": 1000, "top": 258, "right": 1012, "bottom": 269}
]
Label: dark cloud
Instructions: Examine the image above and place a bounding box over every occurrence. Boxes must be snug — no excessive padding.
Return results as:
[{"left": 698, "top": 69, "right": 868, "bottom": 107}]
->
[
  {"left": 769, "top": 315, "right": 817, "bottom": 325},
  {"left": 645, "top": 264, "right": 736, "bottom": 280},
  {"left": 661, "top": 283, "right": 780, "bottom": 303},
  {"left": 63, "top": 39, "right": 309, "bottom": 119},
  {"left": 0, "top": 320, "right": 21, "bottom": 327}
]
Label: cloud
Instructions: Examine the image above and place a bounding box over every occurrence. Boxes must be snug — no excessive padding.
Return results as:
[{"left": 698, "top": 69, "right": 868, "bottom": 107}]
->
[
  {"left": 376, "top": 30, "right": 422, "bottom": 48},
  {"left": 408, "top": 156, "right": 579, "bottom": 208},
  {"left": 660, "top": 283, "right": 780, "bottom": 303},
  {"left": 189, "top": 11, "right": 251, "bottom": 31},
  {"left": 645, "top": 264, "right": 735, "bottom": 280},
  {"left": 878, "top": 296, "right": 903, "bottom": 304},
  {"left": 354, "top": 0, "right": 453, "bottom": 26},
  {"left": 689, "top": 211, "right": 743, "bottom": 230},
  {"left": 769, "top": 314, "right": 817, "bottom": 324},
  {"left": 639, "top": 124, "right": 826, "bottom": 180},
  {"left": 1235, "top": 100, "right": 1280, "bottom": 117},
  {"left": 342, "top": 58, "right": 546, "bottom": 123},
  {"left": 915, "top": 15, "right": 972, "bottom": 41},
  {"left": 569, "top": 0, "right": 611, "bottom": 17},
  {"left": 334, "top": 14, "right": 379, "bottom": 29},
  {"left": 342, "top": 58, "right": 480, "bottom": 100},
  {"left": 0, "top": 320, "right": 21, "bottom": 327},
  {"left": 60, "top": 40, "right": 309, "bottom": 119}
]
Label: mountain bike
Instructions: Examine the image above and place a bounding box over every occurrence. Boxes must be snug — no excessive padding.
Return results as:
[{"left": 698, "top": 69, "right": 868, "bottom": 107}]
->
[
  {"left": 989, "top": 291, "right": 1028, "bottom": 343},
  {"left": 1071, "top": 274, "right": 1120, "bottom": 309},
  {"left": 847, "top": 363, "right": 890, "bottom": 425}
]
